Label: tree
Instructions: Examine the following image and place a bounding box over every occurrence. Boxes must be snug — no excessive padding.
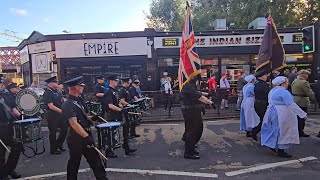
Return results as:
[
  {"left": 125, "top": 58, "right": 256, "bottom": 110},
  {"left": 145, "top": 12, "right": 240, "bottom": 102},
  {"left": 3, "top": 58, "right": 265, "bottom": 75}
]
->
[
  {"left": 145, "top": 0, "right": 320, "bottom": 31},
  {"left": 145, "top": 0, "right": 185, "bottom": 31}
]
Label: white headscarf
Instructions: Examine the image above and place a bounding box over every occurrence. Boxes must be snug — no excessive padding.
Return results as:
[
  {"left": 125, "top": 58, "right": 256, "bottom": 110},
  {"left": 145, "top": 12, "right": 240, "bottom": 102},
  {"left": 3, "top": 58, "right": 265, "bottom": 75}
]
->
[
  {"left": 272, "top": 76, "right": 286, "bottom": 86},
  {"left": 244, "top": 75, "right": 256, "bottom": 83}
]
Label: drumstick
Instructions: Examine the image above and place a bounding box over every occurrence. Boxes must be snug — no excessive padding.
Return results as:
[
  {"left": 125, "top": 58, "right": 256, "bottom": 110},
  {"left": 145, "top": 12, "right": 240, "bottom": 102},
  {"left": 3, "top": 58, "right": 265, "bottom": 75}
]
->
[
  {"left": 128, "top": 112, "right": 142, "bottom": 115},
  {"left": 94, "top": 147, "right": 108, "bottom": 161},
  {"left": 90, "top": 111, "right": 108, "bottom": 123},
  {"left": 139, "top": 110, "right": 149, "bottom": 114},
  {"left": 0, "top": 139, "right": 10, "bottom": 153}
]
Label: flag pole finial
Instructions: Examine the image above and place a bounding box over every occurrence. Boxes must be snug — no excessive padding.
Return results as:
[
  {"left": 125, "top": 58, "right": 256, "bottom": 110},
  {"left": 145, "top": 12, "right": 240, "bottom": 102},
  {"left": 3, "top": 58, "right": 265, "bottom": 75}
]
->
[{"left": 186, "top": 1, "right": 190, "bottom": 8}]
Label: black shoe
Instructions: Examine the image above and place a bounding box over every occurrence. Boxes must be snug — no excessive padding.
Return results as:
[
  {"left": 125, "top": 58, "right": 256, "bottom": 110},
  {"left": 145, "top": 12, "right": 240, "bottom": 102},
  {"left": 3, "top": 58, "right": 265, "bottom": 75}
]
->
[
  {"left": 58, "top": 147, "right": 66, "bottom": 152},
  {"left": 184, "top": 154, "right": 200, "bottom": 160},
  {"left": 251, "top": 133, "right": 258, "bottom": 141},
  {"left": 299, "top": 133, "right": 310, "bottom": 137},
  {"left": 195, "top": 144, "right": 198, "bottom": 148},
  {"left": 277, "top": 150, "right": 292, "bottom": 158},
  {"left": 125, "top": 148, "right": 137, "bottom": 155},
  {"left": 181, "top": 136, "right": 186, "bottom": 141},
  {"left": 246, "top": 131, "right": 252, "bottom": 137},
  {"left": 269, "top": 148, "right": 277, "bottom": 153},
  {"left": 194, "top": 150, "right": 199, "bottom": 155},
  {"left": 106, "top": 150, "right": 118, "bottom": 158},
  {"left": 9, "top": 170, "right": 21, "bottom": 179},
  {"left": 50, "top": 150, "right": 62, "bottom": 155},
  {"left": 131, "top": 134, "right": 140, "bottom": 138}
]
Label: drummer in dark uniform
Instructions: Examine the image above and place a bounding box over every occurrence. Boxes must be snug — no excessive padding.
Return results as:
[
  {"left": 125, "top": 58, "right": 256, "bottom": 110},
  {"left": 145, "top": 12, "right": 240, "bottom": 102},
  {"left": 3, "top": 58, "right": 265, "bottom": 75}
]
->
[
  {"left": 119, "top": 77, "right": 138, "bottom": 151},
  {"left": 102, "top": 75, "right": 137, "bottom": 158},
  {"left": 0, "top": 77, "right": 23, "bottom": 179},
  {"left": 42, "top": 76, "right": 67, "bottom": 155},
  {"left": 94, "top": 76, "right": 107, "bottom": 117},
  {"left": 128, "top": 80, "right": 141, "bottom": 138},
  {"left": 5, "top": 83, "right": 19, "bottom": 102},
  {"left": 61, "top": 76, "right": 108, "bottom": 180},
  {"left": 181, "top": 75, "right": 213, "bottom": 160}
]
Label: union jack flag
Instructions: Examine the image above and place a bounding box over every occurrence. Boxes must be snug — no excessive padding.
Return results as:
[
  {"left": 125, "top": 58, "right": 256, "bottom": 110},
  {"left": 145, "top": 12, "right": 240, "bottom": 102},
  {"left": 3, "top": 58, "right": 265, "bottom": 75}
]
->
[{"left": 178, "top": 2, "right": 201, "bottom": 91}]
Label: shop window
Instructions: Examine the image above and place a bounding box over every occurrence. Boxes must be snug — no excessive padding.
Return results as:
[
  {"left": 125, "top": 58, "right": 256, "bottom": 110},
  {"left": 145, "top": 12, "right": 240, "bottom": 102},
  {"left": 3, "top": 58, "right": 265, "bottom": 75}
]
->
[
  {"left": 158, "top": 58, "right": 179, "bottom": 67},
  {"left": 222, "top": 55, "right": 250, "bottom": 65},
  {"left": 251, "top": 54, "right": 312, "bottom": 64}
]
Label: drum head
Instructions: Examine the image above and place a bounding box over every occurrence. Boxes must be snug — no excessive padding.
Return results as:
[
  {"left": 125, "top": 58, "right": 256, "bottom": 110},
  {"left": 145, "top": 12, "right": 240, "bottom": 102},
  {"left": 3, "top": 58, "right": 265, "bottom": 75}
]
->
[{"left": 16, "top": 89, "right": 41, "bottom": 116}]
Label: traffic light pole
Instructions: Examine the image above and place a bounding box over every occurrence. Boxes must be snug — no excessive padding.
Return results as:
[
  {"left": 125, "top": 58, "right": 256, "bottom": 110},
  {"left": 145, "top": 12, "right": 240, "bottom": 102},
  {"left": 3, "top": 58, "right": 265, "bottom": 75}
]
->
[{"left": 314, "top": 19, "right": 320, "bottom": 80}]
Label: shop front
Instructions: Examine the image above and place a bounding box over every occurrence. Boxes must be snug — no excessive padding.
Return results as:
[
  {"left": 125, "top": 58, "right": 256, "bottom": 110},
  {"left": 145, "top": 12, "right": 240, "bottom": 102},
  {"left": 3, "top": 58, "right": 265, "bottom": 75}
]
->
[
  {"left": 153, "top": 27, "right": 310, "bottom": 89},
  {"left": 55, "top": 37, "right": 151, "bottom": 93}
]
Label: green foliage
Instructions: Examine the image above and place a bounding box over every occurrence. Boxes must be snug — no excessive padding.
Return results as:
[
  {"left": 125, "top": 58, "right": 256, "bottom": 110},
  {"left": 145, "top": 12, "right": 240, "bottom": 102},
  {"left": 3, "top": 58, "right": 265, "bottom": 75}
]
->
[{"left": 145, "top": 0, "right": 320, "bottom": 31}]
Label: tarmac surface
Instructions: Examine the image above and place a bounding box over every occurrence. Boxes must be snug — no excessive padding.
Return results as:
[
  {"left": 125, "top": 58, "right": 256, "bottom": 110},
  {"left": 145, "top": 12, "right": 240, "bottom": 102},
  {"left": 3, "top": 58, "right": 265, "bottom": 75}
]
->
[{"left": 12, "top": 115, "right": 320, "bottom": 180}]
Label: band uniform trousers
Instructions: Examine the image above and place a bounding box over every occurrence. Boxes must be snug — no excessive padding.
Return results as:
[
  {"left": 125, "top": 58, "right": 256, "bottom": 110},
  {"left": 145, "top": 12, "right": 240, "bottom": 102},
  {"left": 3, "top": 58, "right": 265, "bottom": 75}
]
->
[
  {"left": 120, "top": 112, "right": 130, "bottom": 148},
  {"left": 0, "top": 124, "right": 22, "bottom": 177},
  {"left": 297, "top": 107, "right": 308, "bottom": 135},
  {"left": 47, "top": 111, "right": 67, "bottom": 152},
  {"left": 67, "top": 131, "right": 107, "bottom": 180},
  {"left": 252, "top": 101, "right": 268, "bottom": 135},
  {"left": 181, "top": 107, "right": 203, "bottom": 155},
  {"left": 164, "top": 93, "right": 172, "bottom": 111}
]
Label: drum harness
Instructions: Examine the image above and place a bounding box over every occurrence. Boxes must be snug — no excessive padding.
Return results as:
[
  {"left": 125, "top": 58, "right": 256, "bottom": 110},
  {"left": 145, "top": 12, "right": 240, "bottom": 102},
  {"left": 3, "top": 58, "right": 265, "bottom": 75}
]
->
[{"left": 0, "top": 96, "right": 45, "bottom": 158}]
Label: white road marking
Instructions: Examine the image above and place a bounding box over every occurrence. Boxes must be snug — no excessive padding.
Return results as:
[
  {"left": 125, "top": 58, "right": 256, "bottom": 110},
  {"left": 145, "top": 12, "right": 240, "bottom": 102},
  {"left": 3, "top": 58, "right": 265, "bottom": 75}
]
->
[
  {"left": 19, "top": 168, "right": 218, "bottom": 179},
  {"left": 141, "top": 124, "right": 180, "bottom": 126},
  {"left": 225, "top": 156, "right": 318, "bottom": 177},
  {"left": 106, "top": 168, "right": 218, "bottom": 178}
]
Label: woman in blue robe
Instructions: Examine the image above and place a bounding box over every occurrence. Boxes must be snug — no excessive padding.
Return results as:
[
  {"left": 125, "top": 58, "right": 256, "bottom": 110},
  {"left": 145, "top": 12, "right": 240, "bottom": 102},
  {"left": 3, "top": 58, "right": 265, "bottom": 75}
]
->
[
  {"left": 240, "top": 75, "right": 260, "bottom": 137},
  {"left": 261, "top": 76, "right": 307, "bottom": 158}
]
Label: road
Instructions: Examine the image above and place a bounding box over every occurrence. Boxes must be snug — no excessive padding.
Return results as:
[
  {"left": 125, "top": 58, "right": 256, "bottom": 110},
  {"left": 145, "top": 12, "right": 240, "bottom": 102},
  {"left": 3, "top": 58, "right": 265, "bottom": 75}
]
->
[{"left": 13, "top": 116, "right": 320, "bottom": 180}]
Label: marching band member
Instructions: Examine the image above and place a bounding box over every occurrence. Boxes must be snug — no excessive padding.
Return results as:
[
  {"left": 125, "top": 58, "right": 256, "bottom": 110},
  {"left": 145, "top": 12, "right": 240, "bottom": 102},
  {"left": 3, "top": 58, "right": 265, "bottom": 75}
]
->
[
  {"left": 181, "top": 75, "right": 213, "bottom": 159},
  {"left": 251, "top": 68, "right": 271, "bottom": 141},
  {"left": 240, "top": 75, "right": 260, "bottom": 137},
  {"left": 119, "top": 77, "right": 138, "bottom": 151},
  {"left": 102, "top": 75, "right": 136, "bottom": 158},
  {"left": 43, "top": 76, "right": 67, "bottom": 155},
  {"left": 261, "top": 76, "right": 306, "bottom": 158},
  {"left": 128, "top": 80, "right": 141, "bottom": 138},
  {"left": 0, "top": 76, "right": 22, "bottom": 179},
  {"left": 61, "top": 76, "right": 108, "bottom": 180},
  {"left": 94, "top": 76, "right": 107, "bottom": 117}
]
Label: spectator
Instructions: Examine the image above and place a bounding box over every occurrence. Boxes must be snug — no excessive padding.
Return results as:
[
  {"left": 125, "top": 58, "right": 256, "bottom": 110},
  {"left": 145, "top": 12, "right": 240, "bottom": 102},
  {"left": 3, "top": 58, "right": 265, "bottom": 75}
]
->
[
  {"left": 144, "top": 75, "right": 153, "bottom": 91},
  {"left": 236, "top": 72, "right": 247, "bottom": 111},
  {"left": 163, "top": 76, "right": 173, "bottom": 113},
  {"left": 208, "top": 73, "right": 217, "bottom": 92},
  {"left": 220, "top": 72, "right": 230, "bottom": 109},
  {"left": 160, "top": 71, "right": 168, "bottom": 91},
  {"left": 288, "top": 67, "right": 297, "bottom": 84},
  {"left": 284, "top": 69, "right": 290, "bottom": 77},
  {"left": 288, "top": 67, "right": 298, "bottom": 92}
]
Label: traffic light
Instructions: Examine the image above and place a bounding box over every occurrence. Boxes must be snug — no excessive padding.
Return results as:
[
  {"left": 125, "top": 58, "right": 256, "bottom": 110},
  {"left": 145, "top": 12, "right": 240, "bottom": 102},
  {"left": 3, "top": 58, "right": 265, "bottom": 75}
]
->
[{"left": 302, "top": 25, "right": 315, "bottom": 53}]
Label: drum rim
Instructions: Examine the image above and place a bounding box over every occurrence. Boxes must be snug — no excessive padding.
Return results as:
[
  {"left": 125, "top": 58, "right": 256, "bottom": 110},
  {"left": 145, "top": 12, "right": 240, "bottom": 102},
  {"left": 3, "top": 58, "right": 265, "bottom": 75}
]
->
[
  {"left": 96, "top": 122, "right": 121, "bottom": 127},
  {"left": 15, "top": 118, "right": 42, "bottom": 123},
  {"left": 16, "top": 89, "right": 41, "bottom": 116}
]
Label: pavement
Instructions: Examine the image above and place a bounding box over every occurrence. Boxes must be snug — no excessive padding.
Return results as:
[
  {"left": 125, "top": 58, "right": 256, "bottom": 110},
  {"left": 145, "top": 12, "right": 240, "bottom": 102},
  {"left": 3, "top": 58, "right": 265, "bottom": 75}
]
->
[{"left": 12, "top": 115, "right": 320, "bottom": 180}]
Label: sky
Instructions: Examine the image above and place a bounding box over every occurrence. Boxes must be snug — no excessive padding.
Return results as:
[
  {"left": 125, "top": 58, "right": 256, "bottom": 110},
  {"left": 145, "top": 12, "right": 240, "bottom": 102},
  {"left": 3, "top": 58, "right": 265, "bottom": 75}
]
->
[{"left": 0, "top": 0, "right": 151, "bottom": 47}]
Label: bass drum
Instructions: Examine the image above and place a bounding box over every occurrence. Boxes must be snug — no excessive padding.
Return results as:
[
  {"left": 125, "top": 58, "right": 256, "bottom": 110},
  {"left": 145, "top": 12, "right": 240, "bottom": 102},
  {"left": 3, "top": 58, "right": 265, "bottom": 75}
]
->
[{"left": 16, "top": 89, "right": 43, "bottom": 117}]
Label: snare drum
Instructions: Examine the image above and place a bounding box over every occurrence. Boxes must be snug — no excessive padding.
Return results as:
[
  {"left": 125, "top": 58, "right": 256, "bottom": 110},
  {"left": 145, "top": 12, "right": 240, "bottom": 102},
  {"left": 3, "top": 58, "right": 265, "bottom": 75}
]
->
[
  {"left": 14, "top": 118, "right": 42, "bottom": 143},
  {"left": 86, "top": 102, "right": 102, "bottom": 115},
  {"left": 95, "top": 122, "right": 123, "bottom": 149},
  {"left": 133, "top": 98, "right": 146, "bottom": 111},
  {"left": 122, "top": 105, "right": 140, "bottom": 123}
]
